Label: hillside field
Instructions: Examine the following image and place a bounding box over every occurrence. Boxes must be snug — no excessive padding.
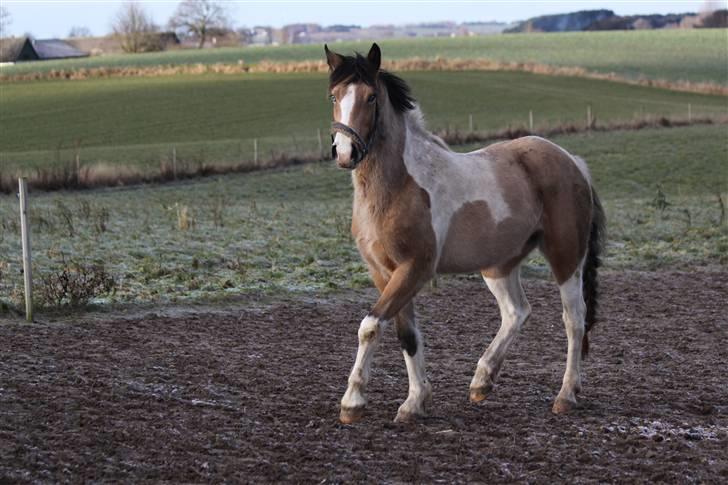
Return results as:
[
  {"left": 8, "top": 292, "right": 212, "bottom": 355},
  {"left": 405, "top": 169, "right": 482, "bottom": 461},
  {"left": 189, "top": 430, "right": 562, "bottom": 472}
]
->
[
  {"left": 1, "top": 70, "right": 725, "bottom": 174},
  {"left": 1, "top": 29, "right": 725, "bottom": 85},
  {"left": 0, "top": 125, "right": 725, "bottom": 311}
]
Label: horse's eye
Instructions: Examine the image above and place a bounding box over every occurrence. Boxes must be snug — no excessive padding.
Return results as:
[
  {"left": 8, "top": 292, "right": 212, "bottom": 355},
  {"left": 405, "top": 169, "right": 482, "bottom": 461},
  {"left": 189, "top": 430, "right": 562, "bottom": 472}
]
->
[
  {"left": 329, "top": 94, "right": 336, "bottom": 103},
  {"left": 367, "top": 94, "right": 377, "bottom": 104}
]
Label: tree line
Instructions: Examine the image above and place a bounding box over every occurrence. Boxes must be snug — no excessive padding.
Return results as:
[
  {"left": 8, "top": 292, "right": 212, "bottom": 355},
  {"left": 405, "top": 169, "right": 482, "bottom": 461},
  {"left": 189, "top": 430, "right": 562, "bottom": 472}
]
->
[{"left": 113, "top": 0, "right": 231, "bottom": 53}]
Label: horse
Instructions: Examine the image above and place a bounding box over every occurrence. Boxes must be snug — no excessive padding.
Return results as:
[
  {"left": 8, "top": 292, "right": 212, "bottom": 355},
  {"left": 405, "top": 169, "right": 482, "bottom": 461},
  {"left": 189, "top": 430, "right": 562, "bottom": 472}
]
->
[{"left": 325, "top": 43, "right": 605, "bottom": 424}]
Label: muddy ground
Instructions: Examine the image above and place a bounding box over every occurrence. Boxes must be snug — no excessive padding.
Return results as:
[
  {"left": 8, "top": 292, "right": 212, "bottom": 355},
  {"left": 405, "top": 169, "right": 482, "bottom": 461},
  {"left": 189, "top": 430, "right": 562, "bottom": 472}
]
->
[{"left": 1, "top": 270, "right": 727, "bottom": 483}]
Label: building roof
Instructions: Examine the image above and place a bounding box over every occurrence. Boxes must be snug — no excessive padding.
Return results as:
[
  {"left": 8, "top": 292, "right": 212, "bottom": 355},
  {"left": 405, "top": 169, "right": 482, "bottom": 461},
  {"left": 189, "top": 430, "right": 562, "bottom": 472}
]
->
[
  {"left": 33, "top": 38, "right": 89, "bottom": 59},
  {"left": 0, "top": 37, "right": 38, "bottom": 62},
  {"left": 0, "top": 37, "right": 89, "bottom": 62}
]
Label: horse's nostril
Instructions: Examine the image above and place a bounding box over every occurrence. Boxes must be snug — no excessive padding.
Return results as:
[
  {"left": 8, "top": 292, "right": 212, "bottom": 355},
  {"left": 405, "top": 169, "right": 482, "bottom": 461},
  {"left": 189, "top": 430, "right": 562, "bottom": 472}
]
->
[
  {"left": 351, "top": 145, "right": 359, "bottom": 163},
  {"left": 331, "top": 144, "right": 337, "bottom": 160}
]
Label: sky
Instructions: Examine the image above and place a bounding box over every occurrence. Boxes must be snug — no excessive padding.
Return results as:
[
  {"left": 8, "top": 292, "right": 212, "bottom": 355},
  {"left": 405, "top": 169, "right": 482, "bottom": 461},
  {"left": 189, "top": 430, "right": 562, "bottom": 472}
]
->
[{"left": 1, "top": 0, "right": 719, "bottom": 39}]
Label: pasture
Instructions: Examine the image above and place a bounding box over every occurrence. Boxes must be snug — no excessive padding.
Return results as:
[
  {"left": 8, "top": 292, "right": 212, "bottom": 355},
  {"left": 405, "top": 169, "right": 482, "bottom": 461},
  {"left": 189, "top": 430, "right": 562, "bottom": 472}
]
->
[
  {"left": 1, "top": 70, "right": 724, "bottom": 175},
  {"left": 1, "top": 29, "right": 726, "bottom": 85},
  {"left": 0, "top": 124, "right": 725, "bottom": 311}
]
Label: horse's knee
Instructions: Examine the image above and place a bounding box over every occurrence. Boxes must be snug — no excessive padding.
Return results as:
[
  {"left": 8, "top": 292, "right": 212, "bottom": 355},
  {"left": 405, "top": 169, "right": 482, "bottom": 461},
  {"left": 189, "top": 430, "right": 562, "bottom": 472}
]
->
[{"left": 358, "top": 315, "right": 383, "bottom": 343}]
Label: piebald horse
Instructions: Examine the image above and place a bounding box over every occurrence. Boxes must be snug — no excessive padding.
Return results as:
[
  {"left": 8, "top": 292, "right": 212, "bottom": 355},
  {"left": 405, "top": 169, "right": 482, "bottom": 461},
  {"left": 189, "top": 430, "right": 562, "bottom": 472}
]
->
[{"left": 326, "top": 44, "right": 605, "bottom": 423}]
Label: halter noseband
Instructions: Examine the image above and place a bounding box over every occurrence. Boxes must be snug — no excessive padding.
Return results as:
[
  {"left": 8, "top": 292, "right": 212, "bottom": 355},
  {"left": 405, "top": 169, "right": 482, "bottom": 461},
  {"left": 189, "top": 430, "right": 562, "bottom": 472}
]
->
[{"left": 330, "top": 101, "right": 379, "bottom": 168}]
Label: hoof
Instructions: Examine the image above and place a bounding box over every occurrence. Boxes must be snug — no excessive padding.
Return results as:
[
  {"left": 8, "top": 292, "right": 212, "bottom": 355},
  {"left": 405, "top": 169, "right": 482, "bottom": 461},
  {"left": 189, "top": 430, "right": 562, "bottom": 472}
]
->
[
  {"left": 394, "top": 409, "right": 425, "bottom": 423},
  {"left": 339, "top": 406, "right": 365, "bottom": 424},
  {"left": 469, "top": 382, "right": 493, "bottom": 403},
  {"left": 552, "top": 397, "right": 578, "bottom": 415}
]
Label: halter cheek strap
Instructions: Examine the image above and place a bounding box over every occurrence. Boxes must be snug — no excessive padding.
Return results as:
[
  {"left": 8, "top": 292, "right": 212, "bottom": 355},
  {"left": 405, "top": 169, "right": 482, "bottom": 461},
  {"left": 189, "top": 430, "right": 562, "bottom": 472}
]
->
[{"left": 330, "top": 102, "right": 379, "bottom": 167}]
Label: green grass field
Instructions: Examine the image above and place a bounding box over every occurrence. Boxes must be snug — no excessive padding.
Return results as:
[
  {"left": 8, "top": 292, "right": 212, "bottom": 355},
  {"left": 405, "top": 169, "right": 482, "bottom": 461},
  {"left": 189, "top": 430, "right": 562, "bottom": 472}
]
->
[
  {"left": 0, "top": 125, "right": 725, "bottom": 312},
  {"left": 1, "top": 70, "right": 725, "bottom": 173},
  {"left": 1, "top": 29, "right": 726, "bottom": 85}
]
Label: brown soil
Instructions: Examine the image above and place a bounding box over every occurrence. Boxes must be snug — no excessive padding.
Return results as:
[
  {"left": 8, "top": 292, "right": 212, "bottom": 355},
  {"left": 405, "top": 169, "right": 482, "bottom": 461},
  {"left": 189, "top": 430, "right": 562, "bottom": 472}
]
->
[{"left": 1, "top": 270, "right": 727, "bottom": 483}]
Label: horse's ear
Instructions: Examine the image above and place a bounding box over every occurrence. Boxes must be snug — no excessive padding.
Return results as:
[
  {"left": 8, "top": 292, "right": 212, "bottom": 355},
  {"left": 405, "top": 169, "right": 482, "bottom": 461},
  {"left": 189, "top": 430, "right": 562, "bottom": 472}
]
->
[
  {"left": 325, "top": 44, "right": 343, "bottom": 71},
  {"left": 367, "top": 43, "right": 381, "bottom": 71}
]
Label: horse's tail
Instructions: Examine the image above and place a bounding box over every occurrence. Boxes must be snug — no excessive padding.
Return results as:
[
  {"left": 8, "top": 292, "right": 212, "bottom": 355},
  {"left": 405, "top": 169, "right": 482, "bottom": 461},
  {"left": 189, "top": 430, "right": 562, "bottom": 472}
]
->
[{"left": 582, "top": 188, "right": 605, "bottom": 358}]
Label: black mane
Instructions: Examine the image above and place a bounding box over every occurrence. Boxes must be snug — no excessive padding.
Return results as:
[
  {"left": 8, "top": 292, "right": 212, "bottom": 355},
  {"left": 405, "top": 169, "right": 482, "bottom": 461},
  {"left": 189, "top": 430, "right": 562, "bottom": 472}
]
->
[{"left": 329, "top": 53, "right": 415, "bottom": 113}]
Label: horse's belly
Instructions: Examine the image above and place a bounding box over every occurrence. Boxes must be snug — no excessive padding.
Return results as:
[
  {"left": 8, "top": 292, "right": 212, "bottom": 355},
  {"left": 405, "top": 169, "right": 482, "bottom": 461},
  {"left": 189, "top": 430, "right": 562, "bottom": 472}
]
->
[{"left": 436, "top": 200, "right": 536, "bottom": 274}]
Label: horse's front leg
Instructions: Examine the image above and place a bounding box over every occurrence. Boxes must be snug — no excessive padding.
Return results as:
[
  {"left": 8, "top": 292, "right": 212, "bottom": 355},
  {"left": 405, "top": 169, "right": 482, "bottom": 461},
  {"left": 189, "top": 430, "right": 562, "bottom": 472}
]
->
[
  {"left": 393, "top": 301, "right": 432, "bottom": 423},
  {"left": 340, "top": 260, "right": 432, "bottom": 424}
]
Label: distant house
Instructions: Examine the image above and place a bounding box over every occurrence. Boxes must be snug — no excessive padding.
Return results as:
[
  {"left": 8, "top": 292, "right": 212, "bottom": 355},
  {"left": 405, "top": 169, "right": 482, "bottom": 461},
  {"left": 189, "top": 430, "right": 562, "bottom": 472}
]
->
[
  {"left": 68, "top": 33, "right": 180, "bottom": 56},
  {"left": 33, "top": 39, "right": 89, "bottom": 60},
  {"left": 0, "top": 37, "right": 89, "bottom": 63},
  {"left": 0, "top": 37, "right": 39, "bottom": 63}
]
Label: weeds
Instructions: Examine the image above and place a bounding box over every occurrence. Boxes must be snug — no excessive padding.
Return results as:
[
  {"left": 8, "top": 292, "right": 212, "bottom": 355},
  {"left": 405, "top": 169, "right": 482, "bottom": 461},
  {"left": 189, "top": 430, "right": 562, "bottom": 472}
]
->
[
  {"left": 54, "top": 200, "right": 75, "bottom": 237},
  {"left": 175, "top": 203, "right": 195, "bottom": 231},
  {"left": 212, "top": 196, "right": 225, "bottom": 228},
  {"left": 37, "top": 256, "right": 116, "bottom": 307}
]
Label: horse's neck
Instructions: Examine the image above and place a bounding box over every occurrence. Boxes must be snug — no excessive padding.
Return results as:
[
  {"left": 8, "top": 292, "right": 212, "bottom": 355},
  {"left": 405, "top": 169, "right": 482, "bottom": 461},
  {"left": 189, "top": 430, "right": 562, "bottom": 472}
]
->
[{"left": 352, "top": 109, "right": 408, "bottom": 212}]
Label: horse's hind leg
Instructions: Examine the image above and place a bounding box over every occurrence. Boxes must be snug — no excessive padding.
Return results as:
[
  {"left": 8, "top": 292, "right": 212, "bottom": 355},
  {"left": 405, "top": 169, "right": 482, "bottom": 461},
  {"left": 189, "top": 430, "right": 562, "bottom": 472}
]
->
[
  {"left": 470, "top": 266, "right": 531, "bottom": 402},
  {"left": 552, "top": 263, "right": 586, "bottom": 414},
  {"left": 394, "top": 302, "right": 432, "bottom": 423}
]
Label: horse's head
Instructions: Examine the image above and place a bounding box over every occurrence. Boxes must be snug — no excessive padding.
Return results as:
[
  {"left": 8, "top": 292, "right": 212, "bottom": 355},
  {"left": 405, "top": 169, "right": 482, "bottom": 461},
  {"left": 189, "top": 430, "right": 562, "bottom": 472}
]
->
[{"left": 325, "top": 43, "right": 381, "bottom": 169}]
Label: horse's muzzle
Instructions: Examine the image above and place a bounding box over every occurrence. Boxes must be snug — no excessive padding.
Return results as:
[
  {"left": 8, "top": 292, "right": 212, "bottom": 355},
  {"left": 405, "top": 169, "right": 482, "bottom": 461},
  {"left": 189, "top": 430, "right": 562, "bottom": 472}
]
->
[{"left": 332, "top": 136, "right": 362, "bottom": 170}]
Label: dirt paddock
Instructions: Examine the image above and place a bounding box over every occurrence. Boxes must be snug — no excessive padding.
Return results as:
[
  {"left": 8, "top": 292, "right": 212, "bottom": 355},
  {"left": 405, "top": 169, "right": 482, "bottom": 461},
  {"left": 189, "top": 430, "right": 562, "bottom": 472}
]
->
[{"left": 1, "top": 270, "right": 727, "bottom": 482}]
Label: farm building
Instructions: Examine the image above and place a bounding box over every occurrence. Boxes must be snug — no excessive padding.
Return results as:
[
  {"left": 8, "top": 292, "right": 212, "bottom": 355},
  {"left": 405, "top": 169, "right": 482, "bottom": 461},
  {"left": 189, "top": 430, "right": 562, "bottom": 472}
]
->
[
  {"left": 0, "top": 37, "right": 89, "bottom": 63},
  {"left": 68, "top": 32, "right": 181, "bottom": 55}
]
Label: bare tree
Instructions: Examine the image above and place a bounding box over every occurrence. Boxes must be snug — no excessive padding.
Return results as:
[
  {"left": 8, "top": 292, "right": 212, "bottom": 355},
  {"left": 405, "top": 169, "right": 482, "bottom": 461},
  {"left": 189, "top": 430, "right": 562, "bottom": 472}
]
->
[
  {"left": 68, "top": 26, "right": 92, "bottom": 38},
  {"left": 169, "top": 0, "right": 230, "bottom": 48},
  {"left": 112, "top": 2, "right": 159, "bottom": 53},
  {"left": 0, "top": 6, "right": 11, "bottom": 37}
]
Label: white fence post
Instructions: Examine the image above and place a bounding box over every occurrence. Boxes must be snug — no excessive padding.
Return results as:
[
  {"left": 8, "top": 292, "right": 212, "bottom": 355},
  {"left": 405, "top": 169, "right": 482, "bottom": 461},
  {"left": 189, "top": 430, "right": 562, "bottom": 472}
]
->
[
  {"left": 18, "top": 178, "right": 33, "bottom": 322},
  {"left": 468, "top": 113, "right": 473, "bottom": 132},
  {"left": 254, "top": 138, "right": 258, "bottom": 165}
]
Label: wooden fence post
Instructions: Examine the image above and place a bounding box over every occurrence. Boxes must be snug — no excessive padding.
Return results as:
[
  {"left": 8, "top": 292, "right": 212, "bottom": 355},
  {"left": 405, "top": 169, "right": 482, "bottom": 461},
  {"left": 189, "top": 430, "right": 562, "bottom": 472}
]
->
[
  {"left": 254, "top": 138, "right": 258, "bottom": 165},
  {"left": 18, "top": 178, "right": 33, "bottom": 322},
  {"left": 688, "top": 103, "right": 692, "bottom": 122},
  {"left": 587, "top": 104, "right": 593, "bottom": 129},
  {"left": 172, "top": 146, "right": 177, "bottom": 179},
  {"left": 468, "top": 114, "right": 473, "bottom": 132},
  {"left": 528, "top": 110, "right": 534, "bottom": 132},
  {"left": 317, "top": 128, "right": 323, "bottom": 158}
]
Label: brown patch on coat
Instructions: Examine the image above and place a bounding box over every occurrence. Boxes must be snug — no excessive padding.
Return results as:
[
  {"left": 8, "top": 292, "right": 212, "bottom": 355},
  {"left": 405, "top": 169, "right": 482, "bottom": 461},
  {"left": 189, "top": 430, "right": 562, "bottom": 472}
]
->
[
  {"left": 438, "top": 201, "right": 537, "bottom": 274},
  {"left": 354, "top": 172, "right": 437, "bottom": 321},
  {"left": 504, "top": 137, "right": 593, "bottom": 284}
]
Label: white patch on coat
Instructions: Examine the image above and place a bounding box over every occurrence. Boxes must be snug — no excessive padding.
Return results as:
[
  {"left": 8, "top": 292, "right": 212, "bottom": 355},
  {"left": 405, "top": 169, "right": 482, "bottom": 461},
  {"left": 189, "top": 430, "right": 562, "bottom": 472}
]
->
[
  {"left": 556, "top": 262, "right": 586, "bottom": 401},
  {"left": 471, "top": 269, "right": 531, "bottom": 390},
  {"left": 333, "top": 84, "right": 357, "bottom": 158},
  {"left": 341, "top": 315, "right": 387, "bottom": 410},
  {"left": 402, "top": 107, "right": 511, "bottom": 260},
  {"left": 397, "top": 326, "right": 431, "bottom": 419}
]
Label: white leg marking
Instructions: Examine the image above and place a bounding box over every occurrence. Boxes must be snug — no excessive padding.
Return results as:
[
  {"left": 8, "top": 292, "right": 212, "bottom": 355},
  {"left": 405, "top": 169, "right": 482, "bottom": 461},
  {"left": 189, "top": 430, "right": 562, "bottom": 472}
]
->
[
  {"left": 333, "top": 84, "right": 357, "bottom": 160},
  {"left": 396, "top": 325, "right": 432, "bottom": 421},
  {"left": 341, "top": 315, "right": 386, "bottom": 411},
  {"left": 470, "top": 269, "right": 531, "bottom": 397},
  {"left": 556, "top": 268, "right": 586, "bottom": 406}
]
